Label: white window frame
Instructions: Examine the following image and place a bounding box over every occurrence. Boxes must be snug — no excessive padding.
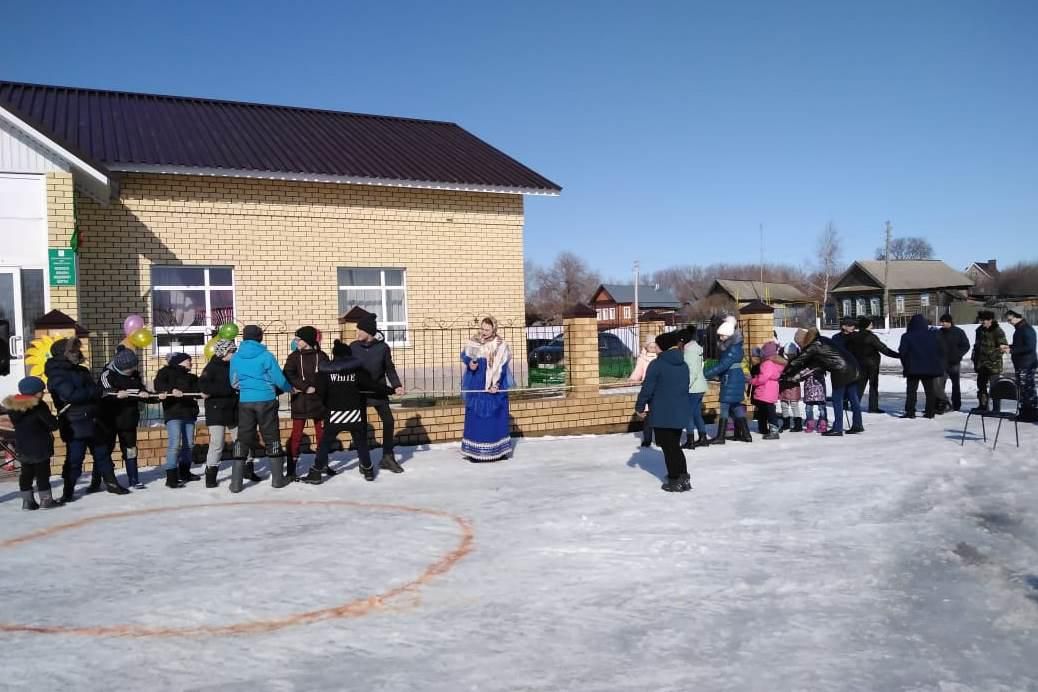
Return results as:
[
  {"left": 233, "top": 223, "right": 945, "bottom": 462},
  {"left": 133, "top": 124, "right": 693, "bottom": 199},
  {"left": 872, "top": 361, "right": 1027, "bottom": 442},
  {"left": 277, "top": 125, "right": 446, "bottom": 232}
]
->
[
  {"left": 151, "top": 266, "right": 236, "bottom": 356},
  {"left": 895, "top": 295, "right": 905, "bottom": 314},
  {"left": 870, "top": 297, "right": 881, "bottom": 316},
  {"left": 607, "top": 307, "right": 617, "bottom": 321},
  {"left": 920, "top": 293, "right": 930, "bottom": 308},
  {"left": 855, "top": 298, "right": 867, "bottom": 316},
  {"left": 623, "top": 305, "right": 632, "bottom": 320},
  {"left": 842, "top": 299, "right": 852, "bottom": 316},
  {"left": 338, "top": 268, "right": 408, "bottom": 346}
]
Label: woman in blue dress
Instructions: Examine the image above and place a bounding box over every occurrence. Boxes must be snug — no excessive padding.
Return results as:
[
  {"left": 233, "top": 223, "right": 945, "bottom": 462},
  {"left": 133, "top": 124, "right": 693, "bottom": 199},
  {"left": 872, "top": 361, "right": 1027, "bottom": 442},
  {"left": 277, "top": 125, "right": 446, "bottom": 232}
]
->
[{"left": 461, "top": 317, "right": 513, "bottom": 461}]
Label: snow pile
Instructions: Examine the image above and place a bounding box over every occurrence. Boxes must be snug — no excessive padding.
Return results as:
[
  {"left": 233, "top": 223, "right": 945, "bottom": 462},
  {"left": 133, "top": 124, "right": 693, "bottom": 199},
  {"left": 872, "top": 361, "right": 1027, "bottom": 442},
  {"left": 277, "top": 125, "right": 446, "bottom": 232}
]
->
[{"left": 1, "top": 386, "right": 1036, "bottom": 690}]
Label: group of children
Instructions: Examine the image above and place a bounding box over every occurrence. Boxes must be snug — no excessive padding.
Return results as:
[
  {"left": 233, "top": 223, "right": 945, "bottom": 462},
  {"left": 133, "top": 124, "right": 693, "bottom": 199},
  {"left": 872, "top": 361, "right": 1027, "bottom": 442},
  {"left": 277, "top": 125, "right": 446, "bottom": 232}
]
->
[{"left": 4, "top": 313, "right": 405, "bottom": 510}]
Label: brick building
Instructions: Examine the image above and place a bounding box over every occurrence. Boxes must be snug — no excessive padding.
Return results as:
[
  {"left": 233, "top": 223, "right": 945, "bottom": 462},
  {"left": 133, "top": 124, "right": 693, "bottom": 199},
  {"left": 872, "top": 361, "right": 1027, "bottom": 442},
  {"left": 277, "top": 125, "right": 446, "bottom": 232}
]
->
[{"left": 0, "top": 81, "right": 559, "bottom": 396}]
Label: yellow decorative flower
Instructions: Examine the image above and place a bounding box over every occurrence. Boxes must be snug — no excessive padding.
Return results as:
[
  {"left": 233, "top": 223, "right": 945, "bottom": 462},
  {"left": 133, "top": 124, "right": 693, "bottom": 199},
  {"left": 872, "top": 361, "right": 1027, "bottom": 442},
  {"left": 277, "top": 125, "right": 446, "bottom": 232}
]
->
[{"left": 25, "top": 335, "right": 56, "bottom": 382}]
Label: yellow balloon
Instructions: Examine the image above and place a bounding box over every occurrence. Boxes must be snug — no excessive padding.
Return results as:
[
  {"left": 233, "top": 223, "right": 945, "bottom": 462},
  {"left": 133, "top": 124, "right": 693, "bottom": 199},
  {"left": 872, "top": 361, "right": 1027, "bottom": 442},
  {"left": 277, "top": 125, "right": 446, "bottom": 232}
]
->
[
  {"left": 129, "top": 328, "right": 153, "bottom": 348},
  {"left": 203, "top": 337, "right": 218, "bottom": 360}
]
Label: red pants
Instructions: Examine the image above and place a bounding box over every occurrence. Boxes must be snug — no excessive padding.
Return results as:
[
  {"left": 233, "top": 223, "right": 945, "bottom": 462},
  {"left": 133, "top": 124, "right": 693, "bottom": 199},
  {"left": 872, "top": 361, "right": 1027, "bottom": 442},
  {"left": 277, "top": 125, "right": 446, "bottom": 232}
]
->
[{"left": 289, "top": 419, "right": 324, "bottom": 458}]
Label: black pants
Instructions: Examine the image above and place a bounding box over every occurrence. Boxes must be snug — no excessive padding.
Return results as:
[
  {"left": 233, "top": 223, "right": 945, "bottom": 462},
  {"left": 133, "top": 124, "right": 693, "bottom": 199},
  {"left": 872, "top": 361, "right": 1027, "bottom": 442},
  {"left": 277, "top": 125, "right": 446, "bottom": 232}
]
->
[
  {"left": 369, "top": 400, "right": 395, "bottom": 453},
  {"left": 238, "top": 401, "right": 281, "bottom": 454},
  {"left": 315, "top": 422, "right": 371, "bottom": 471},
  {"left": 641, "top": 409, "right": 653, "bottom": 445},
  {"left": 760, "top": 403, "right": 779, "bottom": 432},
  {"left": 905, "top": 376, "right": 938, "bottom": 416},
  {"left": 945, "top": 364, "right": 962, "bottom": 410},
  {"left": 19, "top": 461, "right": 51, "bottom": 492},
  {"left": 653, "top": 428, "right": 687, "bottom": 479},
  {"left": 752, "top": 398, "right": 769, "bottom": 433},
  {"left": 976, "top": 367, "right": 998, "bottom": 410},
  {"left": 93, "top": 428, "right": 138, "bottom": 485},
  {"left": 857, "top": 365, "right": 881, "bottom": 411}
]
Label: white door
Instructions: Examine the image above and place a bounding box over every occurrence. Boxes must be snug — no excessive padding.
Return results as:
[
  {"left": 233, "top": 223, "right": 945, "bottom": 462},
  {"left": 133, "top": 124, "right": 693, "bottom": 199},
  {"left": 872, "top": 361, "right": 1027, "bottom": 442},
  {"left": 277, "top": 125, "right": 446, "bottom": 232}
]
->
[{"left": 0, "top": 268, "right": 25, "bottom": 398}]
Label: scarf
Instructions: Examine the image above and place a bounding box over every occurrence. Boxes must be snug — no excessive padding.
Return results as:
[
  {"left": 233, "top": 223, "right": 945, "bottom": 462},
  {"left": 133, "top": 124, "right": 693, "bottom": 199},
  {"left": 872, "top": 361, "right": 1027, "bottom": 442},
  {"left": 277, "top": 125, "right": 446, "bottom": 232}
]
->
[{"left": 465, "top": 331, "right": 512, "bottom": 391}]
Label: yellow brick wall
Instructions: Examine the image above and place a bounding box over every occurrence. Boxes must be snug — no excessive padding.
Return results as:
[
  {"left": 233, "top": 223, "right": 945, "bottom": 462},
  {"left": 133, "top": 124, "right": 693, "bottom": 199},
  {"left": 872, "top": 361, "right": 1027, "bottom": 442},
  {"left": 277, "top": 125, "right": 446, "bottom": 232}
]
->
[
  {"left": 74, "top": 174, "right": 527, "bottom": 375},
  {"left": 46, "top": 172, "right": 79, "bottom": 319}
]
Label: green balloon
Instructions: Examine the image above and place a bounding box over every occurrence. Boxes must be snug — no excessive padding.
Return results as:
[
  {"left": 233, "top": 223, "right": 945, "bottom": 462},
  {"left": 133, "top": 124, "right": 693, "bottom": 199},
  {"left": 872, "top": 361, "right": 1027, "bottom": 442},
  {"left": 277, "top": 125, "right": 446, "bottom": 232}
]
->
[{"left": 218, "top": 322, "right": 239, "bottom": 340}]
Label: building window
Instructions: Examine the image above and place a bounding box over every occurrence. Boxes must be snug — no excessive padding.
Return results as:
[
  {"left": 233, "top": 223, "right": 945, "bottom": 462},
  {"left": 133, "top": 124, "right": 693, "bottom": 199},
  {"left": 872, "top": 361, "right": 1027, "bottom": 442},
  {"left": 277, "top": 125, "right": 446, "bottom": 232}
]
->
[
  {"left": 151, "top": 266, "right": 235, "bottom": 353},
  {"left": 870, "top": 297, "right": 881, "bottom": 316},
  {"left": 842, "top": 299, "right": 852, "bottom": 316},
  {"left": 607, "top": 307, "right": 617, "bottom": 321},
  {"left": 596, "top": 309, "right": 606, "bottom": 321},
  {"left": 338, "top": 268, "right": 408, "bottom": 344},
  {"left": 920, "top": 293, "right": 930, "bottom": 308},
  {"left": 623, "top": 305, "right": 632, "bottom": 320},
  {"left": 855, "top": 298, "right": 867, "bottom": 316},
  {"left": 895, "top": 295, "right": 905, "bottom": 314}
]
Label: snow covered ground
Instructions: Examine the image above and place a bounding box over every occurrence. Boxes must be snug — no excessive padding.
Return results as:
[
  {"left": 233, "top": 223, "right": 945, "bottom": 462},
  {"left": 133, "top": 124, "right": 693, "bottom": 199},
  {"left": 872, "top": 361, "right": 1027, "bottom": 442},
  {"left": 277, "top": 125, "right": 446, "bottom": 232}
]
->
[{"left": 1, "top": 378, "right": 1037, "bottom": 691}]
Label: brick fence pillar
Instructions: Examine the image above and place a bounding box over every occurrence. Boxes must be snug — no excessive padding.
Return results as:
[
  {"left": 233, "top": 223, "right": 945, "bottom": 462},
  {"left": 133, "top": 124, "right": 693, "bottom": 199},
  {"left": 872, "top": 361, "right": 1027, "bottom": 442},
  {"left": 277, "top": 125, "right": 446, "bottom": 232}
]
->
[
  {"left": 563, "top": 304, "right": 600, "bottom": 399},
  {"left": 640, "top": 320, "right": 666, "bottom": 351},
  {"left": 738, "top": 300, "right": 776, "bottom": 353}
]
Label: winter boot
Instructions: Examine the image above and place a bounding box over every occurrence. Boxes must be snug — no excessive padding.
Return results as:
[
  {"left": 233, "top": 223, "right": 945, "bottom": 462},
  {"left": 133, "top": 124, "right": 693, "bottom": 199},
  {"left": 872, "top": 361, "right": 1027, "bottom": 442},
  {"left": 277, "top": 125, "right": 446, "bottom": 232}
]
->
[
  {"left": 804, "top": 419, "right": 816, "bottom": 433},
  {"left": 285, "top": 456, "right": 298, "bottom": 482},
  {"left": 302, "top": 465, "right": 324, "bottom": 485},
  {"left": 817, "top": 419, "right": 829, "bottom": 434},
  {"left": 708, "top": 418, "right": 727, "bottom": 446},
  {"left": 792, "top": 417, "right": 804, "bottom": 433},
  {"left": 901, "top": 411, "right": 916, "bottom": 419},
  {"left": 695, "top": 432, "right": 711, "bottom": 448},
  {"left": 380, "top": 452, "right": 405, "bottom": 474},
  {"left": 86, "top": 465, "right": 103, "bottom": 493},
  {"left": 763, "top": 425, "right": 781, "bottom": 441},
  {"left": 323, "top": 463, "right": 338, "bottom": 477},
  {"left": 661, "top": 474, "right": 692, "bottom": 492},
  {"left": 60, "top": 476, "right": 78, "bottom": 504},
  {"left": 360, "top": 462, "right": 376, "bottom": 482},
  {"left": 179, "top": 462, "right": 201, "bottom": 483},
  {"left": 681, "top": 436, "right": 695, "bottom": 450},
  {"left": 204, "top": 466, "right": 219, "bottom": 488},
  {"left": 38, "top": 486, "right": 62, "bottom": 509},
  {"left": 165, "top": 469, "right": 185, "bottom": 488},
  {"left": 781, "top": 416, "right": 791, "bottom": 432},
  {"left": 125, "top": 452, "right": 145, "bottom": 490},
  {"left": 229, "top": 459, "right": 245, "bottom": 494},
  {"left": 102, "top": 466, "right": 130, "bottom": 495},
  {"left": 847, "top": 424, "right": 865, "bottom": 434},
  {"left": 21, "top": 490, "right": 39, "bottom": 511},
  {"left": 244, "top": 460, "right": 265, "bottom": 482},
  {"left": 734, "top": 418, "right": 753, "bottom": 443}
]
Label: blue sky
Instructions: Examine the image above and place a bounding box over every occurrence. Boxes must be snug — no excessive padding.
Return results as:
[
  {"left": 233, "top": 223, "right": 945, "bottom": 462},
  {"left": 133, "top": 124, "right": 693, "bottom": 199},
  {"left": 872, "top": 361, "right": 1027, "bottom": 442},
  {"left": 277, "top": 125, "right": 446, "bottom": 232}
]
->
[{"left": 4, "top": 0, "right": 1036, "bottom": 279}]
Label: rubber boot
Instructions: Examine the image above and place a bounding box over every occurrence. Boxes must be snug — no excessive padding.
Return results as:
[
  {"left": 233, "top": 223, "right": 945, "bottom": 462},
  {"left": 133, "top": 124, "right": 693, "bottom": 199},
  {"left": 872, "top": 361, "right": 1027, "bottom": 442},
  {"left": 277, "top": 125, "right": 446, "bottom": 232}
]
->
[
  {"left": 179, "top": 462, "right": 201, "bottom": 483},
  {"left": 735, "top": 417, "right": 753, "bottom": 443},
  {"left": 229, "top": 459, "right": 245, "bottom": 494},
  {"left": 102, "top": 465, "right": 130, "bottom": 495},
  {"left": 165, "top": 469, "right": 185, "bottom": 488},
  {"left": 21, "top": 490, "right": 39, "bottom": 511},
  {"left": 268, "top": 442, "right": 292, "bottom": 489},
  {"left": 204, "top": 466, "right": 218, "bottom": 488},
  {"left": 792, "top": 417, "right": 804, "bottom": 433},
  {"left": 38, "top": 486, "right": 62, "bottom": 509},
  {"left": 709, "top": 418, "right": 727, "bottom": 446},
  {"left": 380, "top": 451, "right": 404, "bottom": 474},
  {"left": 244, "top": 460, "right": 265, "bottom": 482}
]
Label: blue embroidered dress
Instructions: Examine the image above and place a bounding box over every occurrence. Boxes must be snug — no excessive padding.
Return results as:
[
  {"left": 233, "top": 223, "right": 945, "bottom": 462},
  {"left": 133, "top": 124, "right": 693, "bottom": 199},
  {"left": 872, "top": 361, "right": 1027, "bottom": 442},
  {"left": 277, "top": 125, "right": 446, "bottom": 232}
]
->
[{"left": 460, "top": 344, "right": 512, "bottom": 461}]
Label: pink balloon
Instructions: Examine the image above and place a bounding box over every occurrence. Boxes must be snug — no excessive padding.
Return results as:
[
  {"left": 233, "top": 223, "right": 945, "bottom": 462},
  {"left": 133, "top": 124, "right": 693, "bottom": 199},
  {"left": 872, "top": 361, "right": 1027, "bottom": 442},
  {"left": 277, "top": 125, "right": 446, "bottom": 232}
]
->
[{"left": 123, "top": 314, "right": 144, "bottom": 337}]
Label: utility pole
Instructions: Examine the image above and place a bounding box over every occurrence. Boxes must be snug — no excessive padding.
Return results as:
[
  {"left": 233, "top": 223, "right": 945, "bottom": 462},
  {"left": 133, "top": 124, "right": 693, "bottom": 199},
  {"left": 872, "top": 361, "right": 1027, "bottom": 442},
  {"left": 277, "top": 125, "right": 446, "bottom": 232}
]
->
[
  {"left": 759, "top": 224, "right": 765, "bottom": 289},
  {"left": 633, "top": 260, "right": 640, "bottom": 346},
  {"left": 883, "top": 221, "right": 892, "bottom": 330}
]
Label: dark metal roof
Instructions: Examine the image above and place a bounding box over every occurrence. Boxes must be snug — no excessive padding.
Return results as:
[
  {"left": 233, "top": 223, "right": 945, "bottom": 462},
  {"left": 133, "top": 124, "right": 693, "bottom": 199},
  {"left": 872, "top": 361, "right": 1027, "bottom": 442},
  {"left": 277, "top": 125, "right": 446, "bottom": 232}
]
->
[
  {"left": 0, "top": 80, "right": 561, "bottom": 193},
  {"left": 597, "top": 284, "right": 682, "bottom": 308}
]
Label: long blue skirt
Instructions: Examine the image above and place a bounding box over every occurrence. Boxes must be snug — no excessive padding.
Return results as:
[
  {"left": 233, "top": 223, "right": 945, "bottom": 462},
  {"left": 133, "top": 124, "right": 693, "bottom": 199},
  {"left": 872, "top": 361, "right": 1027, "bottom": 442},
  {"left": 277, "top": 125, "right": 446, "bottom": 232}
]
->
[{"left": 461, "top": 392, "right": 511, "bottom": 461}]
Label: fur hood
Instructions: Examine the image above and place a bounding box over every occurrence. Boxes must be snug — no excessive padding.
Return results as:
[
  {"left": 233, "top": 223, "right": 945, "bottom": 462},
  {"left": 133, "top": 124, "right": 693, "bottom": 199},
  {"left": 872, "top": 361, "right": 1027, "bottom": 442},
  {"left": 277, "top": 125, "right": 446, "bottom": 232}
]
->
[{"left": 2, "top": 394, "right": 40, "bottom": 412}]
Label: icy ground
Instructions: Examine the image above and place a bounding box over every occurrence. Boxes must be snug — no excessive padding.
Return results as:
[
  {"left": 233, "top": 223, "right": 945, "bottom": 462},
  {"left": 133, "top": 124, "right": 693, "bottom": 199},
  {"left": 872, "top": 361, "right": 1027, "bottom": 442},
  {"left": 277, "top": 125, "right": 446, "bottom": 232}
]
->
[{"left": 1, "top": 380, "right": 1037, "bottom": 691}]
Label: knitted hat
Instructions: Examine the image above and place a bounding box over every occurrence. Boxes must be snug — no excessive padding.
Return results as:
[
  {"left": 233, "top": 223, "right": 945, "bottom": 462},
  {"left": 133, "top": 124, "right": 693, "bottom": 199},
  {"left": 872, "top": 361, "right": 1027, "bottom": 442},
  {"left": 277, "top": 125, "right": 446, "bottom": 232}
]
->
[
  {"left": 243, "top": 324, "right": 263, "bottom": 342},
  {"left": 213, "top": 339, "right": 237, "bottom": 358},
  {"left": 112, "top": 347, "right": 139, "bottom": 373},
  {"left": 18, "top": 376, "right": 45, "bottom": 395},
  {"left": 332, "top": 339, "right": 352, "bottom": 359},
  {"left": 761, "top": 342, "right": 780, "bottom": 359},
  {"left": 655, "top": 331, "right": 678, "bottom": 352},
  {"left": 357, "top": 312, "right": 378, "bottom": 337},
  {"left": 295, "top": 325, "right": 319, "bottom": 349},
  {"left": 857, "top": 317, "right": 873, "bottom": 330},
  {"left": 977, "top": 310, "right": 995, "bottom": 321},
  {"left": 717, "top": 316, "right": 737, "bottom": 338},
  {"left": 167, "top": 352, "right": 191, "bottom": 367}
]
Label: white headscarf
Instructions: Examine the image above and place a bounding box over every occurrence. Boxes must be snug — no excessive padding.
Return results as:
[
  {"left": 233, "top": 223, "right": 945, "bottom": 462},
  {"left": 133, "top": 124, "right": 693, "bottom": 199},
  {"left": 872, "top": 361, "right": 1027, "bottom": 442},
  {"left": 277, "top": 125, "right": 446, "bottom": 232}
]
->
[{"left": 464, "top": 317, "right": 512, "bottom": 390}]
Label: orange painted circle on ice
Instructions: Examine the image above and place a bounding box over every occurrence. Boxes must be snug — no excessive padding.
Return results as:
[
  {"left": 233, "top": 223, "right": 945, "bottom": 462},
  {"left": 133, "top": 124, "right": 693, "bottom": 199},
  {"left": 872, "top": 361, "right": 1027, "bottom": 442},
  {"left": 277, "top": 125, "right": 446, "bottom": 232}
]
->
[{"left": 0, "top": 499, "right": 474, "bottom": 638}]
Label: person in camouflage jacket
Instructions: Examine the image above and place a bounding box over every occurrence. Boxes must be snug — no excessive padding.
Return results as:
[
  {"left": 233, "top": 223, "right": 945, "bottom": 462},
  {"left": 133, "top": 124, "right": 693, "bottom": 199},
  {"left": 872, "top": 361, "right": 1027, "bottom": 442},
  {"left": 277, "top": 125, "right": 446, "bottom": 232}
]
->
[{"left": 971, "top": 310, "right": 1008, "bottom": 411}]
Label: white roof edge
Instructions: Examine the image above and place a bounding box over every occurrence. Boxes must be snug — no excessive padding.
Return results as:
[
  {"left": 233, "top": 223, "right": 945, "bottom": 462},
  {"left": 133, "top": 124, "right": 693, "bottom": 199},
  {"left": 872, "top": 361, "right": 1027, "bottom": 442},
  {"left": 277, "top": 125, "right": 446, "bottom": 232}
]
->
[
  {"left": 0, "top": 105, "right": 110, "bottom": 188},
  {"left": 109, "top": 163, "right": 561, "bottom": 196}
]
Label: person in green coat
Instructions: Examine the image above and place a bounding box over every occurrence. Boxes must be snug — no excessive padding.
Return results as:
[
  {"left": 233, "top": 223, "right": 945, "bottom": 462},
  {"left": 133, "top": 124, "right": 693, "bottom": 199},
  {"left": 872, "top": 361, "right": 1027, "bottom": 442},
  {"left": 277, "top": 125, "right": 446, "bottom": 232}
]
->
[
  {"left": 678, "top": 327, "right": 710, "bottom": 449},
  {"left": 971, "top": 310, "right": 1008, "bottom": 412}
]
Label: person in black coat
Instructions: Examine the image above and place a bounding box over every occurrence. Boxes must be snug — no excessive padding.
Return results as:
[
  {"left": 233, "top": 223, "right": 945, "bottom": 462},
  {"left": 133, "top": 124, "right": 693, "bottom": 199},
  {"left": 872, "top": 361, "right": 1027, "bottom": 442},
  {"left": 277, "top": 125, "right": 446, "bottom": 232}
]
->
[
  {"left": 350, "top": 312, "right": 406, "bottom": 473},
  {"left": 935, "top": 314, "right": 971, "bottom": 412},
  {"left": 1004, "top": 310, "right": 1037, "bottom": 421},
  {"left": 96, "top": 347, "right": 148, "bottom": 490},
  {"left": 898, "top": 314, "right": 946, "bottom": 419},
  {"left": 3, "top": 377, "right": 62, "bottom": 510},
  {"left": 848, "top": 317, "right": 900, "bottom": 413},
  {"left": 44, "top": 338, "right": 129, "bottom": 501},
  {"left": 199, "top": 339, "right": 240, "bottom": 488},
  {"left": 283, "top": 326, "right": 330, "bottom": 481},
  {"left": 154, "top": 353, "right": 203, "bottom": 488},
  {"left": 785, "top": 328, "right": 863, "bottom": 436},
  {"left": 304, "top": 339, "right": 394, "bottom": 484}
]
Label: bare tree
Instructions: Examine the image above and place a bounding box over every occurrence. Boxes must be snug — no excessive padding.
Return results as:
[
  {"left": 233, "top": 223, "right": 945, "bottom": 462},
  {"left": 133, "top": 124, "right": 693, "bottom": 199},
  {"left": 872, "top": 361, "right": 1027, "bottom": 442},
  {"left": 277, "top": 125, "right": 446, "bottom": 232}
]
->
[
  {"left": 814, "top": 222, "right": 843, "bottom": 311},
  {"left": 527, "top": 251, "right": 601, "bottom": 321},
  {"left": 875, "top": 236, "right": 934, "bottom": 260},
  {"left": 996, "top": 261, "right": 1038, "bottom": 297}
]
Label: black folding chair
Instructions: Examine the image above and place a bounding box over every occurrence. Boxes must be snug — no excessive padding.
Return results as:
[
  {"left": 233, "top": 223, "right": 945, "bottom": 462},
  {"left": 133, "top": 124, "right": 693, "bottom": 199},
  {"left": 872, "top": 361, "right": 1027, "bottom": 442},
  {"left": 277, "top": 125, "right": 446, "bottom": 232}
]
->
[{"left": 960, "top": 377, "right": 1020, "bottom": 450}]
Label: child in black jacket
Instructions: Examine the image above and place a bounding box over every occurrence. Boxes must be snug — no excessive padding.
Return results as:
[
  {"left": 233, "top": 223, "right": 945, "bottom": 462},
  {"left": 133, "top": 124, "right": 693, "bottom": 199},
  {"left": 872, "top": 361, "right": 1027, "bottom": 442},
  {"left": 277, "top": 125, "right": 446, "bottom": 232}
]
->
[
  {"left": 3, "top": 377, "right": 62, "bottom": 510},
  {"left": 154, "top": 353, "right": 202, "bottom": 488},
  {"left": 304, "top": 340, "right": 393, "bottom": 483},
  {"left": 96, "top": 347, "right": 148, "bottom": 490}
]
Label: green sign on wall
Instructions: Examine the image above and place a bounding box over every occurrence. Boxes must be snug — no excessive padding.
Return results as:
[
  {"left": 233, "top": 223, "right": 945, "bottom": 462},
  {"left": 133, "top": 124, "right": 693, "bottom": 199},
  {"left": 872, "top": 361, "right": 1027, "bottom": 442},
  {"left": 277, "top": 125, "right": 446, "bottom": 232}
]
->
[{"left": 48, "top": 248, "right": 77, "bottom": 286}]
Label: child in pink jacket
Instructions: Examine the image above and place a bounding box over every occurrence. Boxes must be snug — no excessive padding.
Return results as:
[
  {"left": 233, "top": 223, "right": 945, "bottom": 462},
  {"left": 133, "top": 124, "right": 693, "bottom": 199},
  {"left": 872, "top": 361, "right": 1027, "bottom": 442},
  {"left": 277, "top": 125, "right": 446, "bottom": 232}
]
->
[{"left": 749, "top": 341, "right": 784, "bottom": 440}]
